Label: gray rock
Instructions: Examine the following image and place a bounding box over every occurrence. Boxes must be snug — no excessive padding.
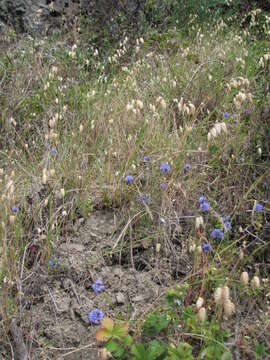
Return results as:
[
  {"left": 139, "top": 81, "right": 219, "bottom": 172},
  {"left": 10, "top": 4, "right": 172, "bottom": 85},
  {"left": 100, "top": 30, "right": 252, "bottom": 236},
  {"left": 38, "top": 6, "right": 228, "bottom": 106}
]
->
[
  {"left": 115, "top": 292, "right": 125, "bottom": 305},
  {"left": 0, "top": 0, "right": 81, "bottom": 34}
]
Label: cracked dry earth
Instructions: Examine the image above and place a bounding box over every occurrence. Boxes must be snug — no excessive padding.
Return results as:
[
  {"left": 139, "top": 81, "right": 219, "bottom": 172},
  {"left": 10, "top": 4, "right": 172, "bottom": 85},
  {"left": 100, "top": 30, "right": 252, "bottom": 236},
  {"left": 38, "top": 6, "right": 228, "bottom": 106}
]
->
[{"left": 2, "top": 211, "right": 192, "bottom": 359}]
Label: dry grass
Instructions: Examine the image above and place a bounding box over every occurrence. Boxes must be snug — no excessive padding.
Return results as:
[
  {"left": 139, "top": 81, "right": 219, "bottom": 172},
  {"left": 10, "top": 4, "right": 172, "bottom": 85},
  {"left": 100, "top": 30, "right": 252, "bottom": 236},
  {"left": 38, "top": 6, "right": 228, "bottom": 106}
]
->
[{"left": 0, "top": 9, "right": 270, "bottom": 359}]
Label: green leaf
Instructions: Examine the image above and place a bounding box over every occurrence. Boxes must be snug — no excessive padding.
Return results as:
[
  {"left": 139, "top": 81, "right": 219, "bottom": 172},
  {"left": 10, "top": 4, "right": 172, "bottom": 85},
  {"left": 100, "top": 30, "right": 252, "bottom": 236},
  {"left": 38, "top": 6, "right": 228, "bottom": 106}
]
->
[
  {"left": 142, "top": 311, "right": 170, "bottom": 337},
  {"left": 148, "top": 340, "right": 168, "bottom": 358},
  {"left": 209, "top": 144, "right": 218, "bottom": 154},
  {"left": 113, "top": 322, "right": 129, "bottom": 339},
  {"left": 131, "top": 343, "right": 147, "bottom": 360},
  {"left": 105, "top": 339, "right": 125, "bottom": 359},
  {"left": 167, "top": 342, "right": 194, "bottom": 360},
  {"left": 122, "top": 335, "right": 133, "bottom": 347}
]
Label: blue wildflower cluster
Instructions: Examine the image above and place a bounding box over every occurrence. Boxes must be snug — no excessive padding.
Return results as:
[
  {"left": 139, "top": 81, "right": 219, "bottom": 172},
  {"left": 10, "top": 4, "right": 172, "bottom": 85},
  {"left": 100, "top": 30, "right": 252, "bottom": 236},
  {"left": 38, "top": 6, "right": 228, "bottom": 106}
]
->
[
  {"left": 203, "top": 243, "right": 212, "bottom": 253},
  {"left": 88, "top": 278, "right": 105, "bottom": 325},
  {"left": 49, "top": 147, "right": 58, "bottom": 156},
  {"left": 255, "top": 202, "right": 263, "bottom": 212},
  {"left": 211, "top": 228, "right": 224, "bottom": 240},
  {"left": 11, "top": 206, "right": 19, "bottom": 213},
  {"left": 160, "top": 162, "right": 171, "bottom": 173},
  {"left": 160, "top": 182, "right": 166, "bottom": 190},
  {"left": 137, "top": 194, "right": 149, "bottom": 204},
  {"left": 143, "top": 156, "right": 151, "bottom": 162},
  {"left": 222, "top": 215, "right": 232, "bottom": 232},
  {"left": 125, "top": 159, "right": 172, "bottom": 186},
  {"left": 125, "top": 175, "right": 134, "bottom": 185},
  {"left": 48, "top": 258, "right": 57, "bottom": 268},
  {"left": 200, "top": 196, "right": 210, "bottom": 212},
  {"left": 212, "top": 215, "right": 232, "bottom": 241},
  {"left": 88, "top": 309, "right": 104, "bottom": 325},
  {"left": 92, "top": 278, "right": 105, "bottom": 294}
]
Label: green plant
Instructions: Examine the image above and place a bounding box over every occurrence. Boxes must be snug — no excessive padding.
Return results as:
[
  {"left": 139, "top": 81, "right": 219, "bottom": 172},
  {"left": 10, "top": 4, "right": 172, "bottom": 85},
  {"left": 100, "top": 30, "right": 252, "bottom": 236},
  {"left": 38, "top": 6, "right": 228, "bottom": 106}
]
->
[
  {"left": 131, "top": 341, "right": 167, "bottom": 360},
  {"left": 166, "top": 342, "right": 194, "bottom": 360}
]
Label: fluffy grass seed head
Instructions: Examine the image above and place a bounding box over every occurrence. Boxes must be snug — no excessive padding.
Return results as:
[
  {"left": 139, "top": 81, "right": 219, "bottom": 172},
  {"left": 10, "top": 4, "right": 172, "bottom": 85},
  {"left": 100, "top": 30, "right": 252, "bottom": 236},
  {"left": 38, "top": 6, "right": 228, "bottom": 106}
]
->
[
  {"left": 196, "top": 297, "right": 204, "bottom": 310},
  {"left": 214, "top": 287, "right": 223, "bottom": 305},
  {"left": 222, "top": 286, "right": 230, "bottom": 303},
  {"left": 9, "top": 215, "right": 16, "bottom": 225},
  {"left": 195, "top": 216, "right": 204, "bottom": 230},
  {"left": 224, "top": 299, "right": 235, "bottom": 317},
  {"left": 198, "top": 307, "right": 207, "bottom": 321},
  {"left": 240, "top": 271, "right": 249, "bottom": 286},
  {"left": 251, "top": 276, "right": 260, "bottom": 290}
]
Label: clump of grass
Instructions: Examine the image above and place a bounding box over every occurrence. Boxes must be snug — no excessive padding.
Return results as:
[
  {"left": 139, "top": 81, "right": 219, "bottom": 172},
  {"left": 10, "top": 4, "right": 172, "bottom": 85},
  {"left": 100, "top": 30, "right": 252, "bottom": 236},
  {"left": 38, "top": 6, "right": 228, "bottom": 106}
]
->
[{"left": 0, "top": 6, "right": 270, "bottom": 358}]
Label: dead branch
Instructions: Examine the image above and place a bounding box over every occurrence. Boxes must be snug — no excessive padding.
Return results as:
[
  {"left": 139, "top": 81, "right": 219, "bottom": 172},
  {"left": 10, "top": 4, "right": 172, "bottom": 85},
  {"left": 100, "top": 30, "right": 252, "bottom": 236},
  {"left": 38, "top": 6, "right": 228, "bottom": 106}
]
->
[{"left": 9, "top": 318, "right": 28, "bottom": 360}]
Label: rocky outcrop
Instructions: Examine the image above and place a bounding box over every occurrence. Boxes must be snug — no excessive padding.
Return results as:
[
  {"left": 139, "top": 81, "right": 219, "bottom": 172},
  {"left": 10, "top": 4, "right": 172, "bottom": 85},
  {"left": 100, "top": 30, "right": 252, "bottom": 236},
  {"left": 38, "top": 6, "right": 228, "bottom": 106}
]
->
[
  {"left": 0, "top": 0, "right": 144, "bottom": 35},
  {"left": 0, "top": 0, "right": 81, "bottom": 34}
]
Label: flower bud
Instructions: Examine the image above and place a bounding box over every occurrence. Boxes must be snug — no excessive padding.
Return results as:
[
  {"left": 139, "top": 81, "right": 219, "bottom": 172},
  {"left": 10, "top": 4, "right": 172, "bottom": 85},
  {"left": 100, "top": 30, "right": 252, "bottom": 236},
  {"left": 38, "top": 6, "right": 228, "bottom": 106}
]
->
[
  {"left": 224, "top": 299, "right": 235, "bottom": 317},
  {"left": 195, "top": 216, "right": 204, "bottom": 230},
  {"left": 240, "top": 271, "right": 249, "bottom": 286},
  {"left": 214, "top": 287, "right": 223, "bottom": 305},
  {"left": 156, "top": 243, "right": 161, "bottom": 253},
  {"left": 196, "top": 297, "right": 204, "bottom": 310},
  {"left": 59, "top": 188, "right": 65, "bottom": 198},
  {"left": 9, "top": 215, "right": 16, "bottom": 225},
  {"left": 198, "top": 307, "right": 207, "bottom": 321},
  {"left": 49, "top": 169, "right": 55, "bottom": 178},
  {"left": 222, "top": 286, "right": 230, "bottom": 302},
  {"left": 251, "top": 276, "right": 260, "bottom": 290}
]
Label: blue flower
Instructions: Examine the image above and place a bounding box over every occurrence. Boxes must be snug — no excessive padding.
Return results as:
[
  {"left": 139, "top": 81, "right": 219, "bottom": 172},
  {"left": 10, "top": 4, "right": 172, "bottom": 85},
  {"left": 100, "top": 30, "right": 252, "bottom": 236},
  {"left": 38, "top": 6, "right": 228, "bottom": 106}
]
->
[
  {"left": 200, "top": 201, "right": 210, "bottom": 212},
  {"left": 137, "top": 194, "right": 149, "bottom": 204},
  {"left": 199, "top": 196, "right": 210, "bottom": 212},
  {"left": 160, "top": 182, "right": 166, "bottom": 190},
  {"left": 160, "top": 162, "right": 171, "bottom": 173},
  {"left": 199, "top": 196, "right": 207, "bottom": 204},
  {"left": 223, "top": 112, "right": 230, "bottom": 118},
  {"left": 88, "top": 309, "right": 104, "bottom": 324},
  {"left": 233, "top": 118, "right": 238, "bottom": 124},
  {"left": 92, "top": 278, "right": 105, "bottom": 294},
  {"left": 49, "top": 147, "right": 58, "bottom": 156},
  {"left": 11, "top": 206, "right": 18, "bottom": 213},
  {"left": 143, "top": 156, "right": 151, "bottom": 162},
  {"left": 48, "top": 258, "right": 57, "bottom": 268},
  {"left": 203, "top": 243, "right": 212, "bottom": 253},
  {"left": 254, "top": 202, "right": 263, "bottom": 212},
  {"left": 125, "top": 175, "right": 134, "bottom": 185},
  {"left": 211, "top": 228, "right": 224, "bottom": 240},
  {"left": 221, "top": 214, "right": 231, "bottom": 221},
  {"left": 223, "top": 221, "right": 231, "bottom": 232},
  {"left": 185, "top": 163, "right": 191, "bottom": 171}
]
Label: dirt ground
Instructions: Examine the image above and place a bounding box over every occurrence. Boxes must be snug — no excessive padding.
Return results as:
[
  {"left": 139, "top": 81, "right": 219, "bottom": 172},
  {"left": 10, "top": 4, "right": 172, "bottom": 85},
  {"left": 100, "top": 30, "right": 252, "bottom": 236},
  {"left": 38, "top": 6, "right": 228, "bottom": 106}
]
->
[{"left": 0, "top": 211, "right": 192, "bottom": 359}]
